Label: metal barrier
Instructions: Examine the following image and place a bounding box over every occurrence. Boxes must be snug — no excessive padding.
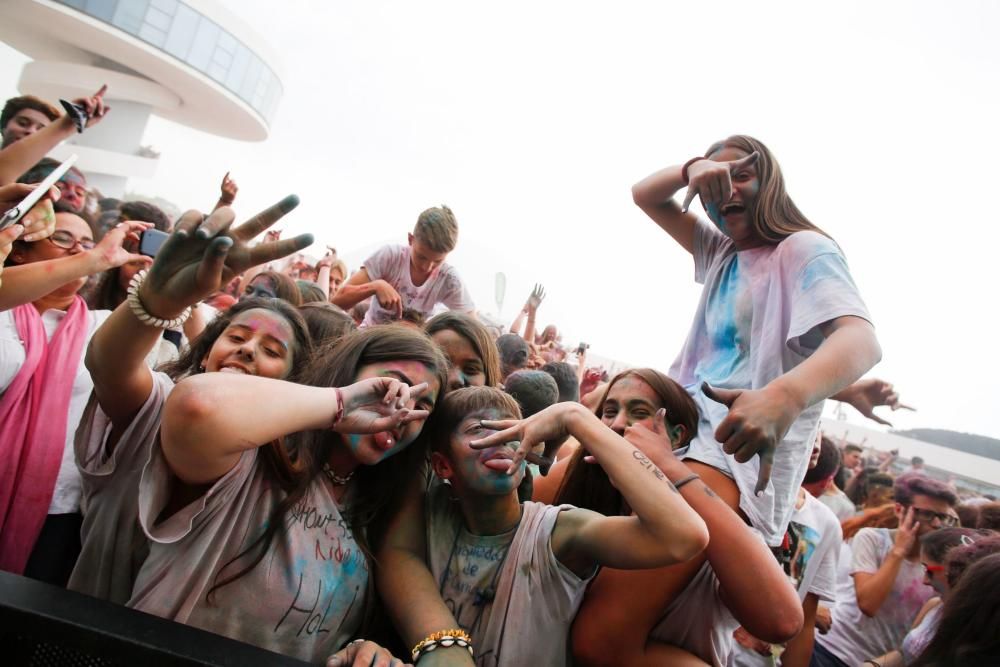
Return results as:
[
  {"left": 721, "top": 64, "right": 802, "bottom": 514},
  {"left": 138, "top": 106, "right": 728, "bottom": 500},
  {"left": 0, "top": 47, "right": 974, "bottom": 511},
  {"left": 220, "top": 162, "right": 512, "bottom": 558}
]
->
[{"left": 0, "top": 570, "right": 312, "bottom": 666}]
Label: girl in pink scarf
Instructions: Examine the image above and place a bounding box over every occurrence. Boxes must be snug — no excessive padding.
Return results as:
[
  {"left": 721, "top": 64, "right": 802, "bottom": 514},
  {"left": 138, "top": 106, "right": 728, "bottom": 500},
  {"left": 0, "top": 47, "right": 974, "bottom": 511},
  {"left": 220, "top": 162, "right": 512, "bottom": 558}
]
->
[{"left": 0, "top": 210, "right": 149, "bottom": 580}]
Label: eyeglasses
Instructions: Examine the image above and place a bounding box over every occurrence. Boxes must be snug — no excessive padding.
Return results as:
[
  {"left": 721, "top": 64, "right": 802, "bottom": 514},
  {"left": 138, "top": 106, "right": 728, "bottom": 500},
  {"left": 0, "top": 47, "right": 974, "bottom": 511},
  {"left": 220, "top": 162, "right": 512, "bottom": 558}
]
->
[
  {"left": 910, "top": 507, "right": 959, "bottom": 527},
  {"left": 923, "top": 563, "right": 945, "bottom": 578},
  {"left": 47, "top": 230, "right": 95, "bottom": 251}
]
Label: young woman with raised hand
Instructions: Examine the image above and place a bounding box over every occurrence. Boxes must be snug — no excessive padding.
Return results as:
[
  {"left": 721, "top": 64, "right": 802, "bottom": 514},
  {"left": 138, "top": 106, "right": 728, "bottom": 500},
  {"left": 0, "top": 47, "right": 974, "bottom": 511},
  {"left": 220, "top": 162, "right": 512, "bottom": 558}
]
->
[
  {"left": 68, "top": 197, "right": 310, "bottom": 601},
  {"left": 536, "top": 369, "right": 802, "bottom": 667},
  {"left": 377, "top": 386, "right": 708, "bottom": 667},
  {"left": 73, "top": 198, "right": 446, "bottom": 663},
  {"left": 631, "top": 135, "right": 880, "bottom": 546},
  {"left": 0, "top": 205, "right": 152, "bottom": 584}
]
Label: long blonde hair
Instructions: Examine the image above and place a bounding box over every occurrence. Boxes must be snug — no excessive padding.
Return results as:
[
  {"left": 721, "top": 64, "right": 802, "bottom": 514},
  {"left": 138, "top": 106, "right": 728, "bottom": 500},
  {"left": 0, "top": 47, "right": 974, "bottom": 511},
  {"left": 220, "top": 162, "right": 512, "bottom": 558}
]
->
[{"left": 706, "top": 135, "right": 830, "bottom": 244}]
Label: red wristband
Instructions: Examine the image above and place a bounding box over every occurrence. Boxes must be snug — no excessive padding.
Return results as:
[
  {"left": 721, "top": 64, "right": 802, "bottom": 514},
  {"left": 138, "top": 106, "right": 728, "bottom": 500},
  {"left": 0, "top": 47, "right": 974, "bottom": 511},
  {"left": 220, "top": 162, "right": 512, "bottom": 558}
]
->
[{"left": 681, "top": 156, "right": 707, "bottom": 185}]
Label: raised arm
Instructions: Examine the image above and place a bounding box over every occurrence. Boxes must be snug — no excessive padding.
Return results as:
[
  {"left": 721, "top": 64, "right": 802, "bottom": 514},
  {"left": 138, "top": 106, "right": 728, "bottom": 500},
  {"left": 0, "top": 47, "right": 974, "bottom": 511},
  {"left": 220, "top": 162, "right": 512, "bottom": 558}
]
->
[
  {"left": 162, "top": 374, "right": 426, "bottom": 485},
  {"left": 212, "top": 171, "right": 237, "bottom": 212},
  {"left": 854, "top": 509, "right": 919, "bottom": 617},
  {"left": 631, "top": 152, "right": 761, "bottom": 256},
  {"left": 87, "top": 198, "right": 311, "bottom": 438},
  {"left": 0, "top": 219, "right": 150, "bottom": 310},
  {"left": 0, "top": 86, "right": 108, "bottom": 185}
]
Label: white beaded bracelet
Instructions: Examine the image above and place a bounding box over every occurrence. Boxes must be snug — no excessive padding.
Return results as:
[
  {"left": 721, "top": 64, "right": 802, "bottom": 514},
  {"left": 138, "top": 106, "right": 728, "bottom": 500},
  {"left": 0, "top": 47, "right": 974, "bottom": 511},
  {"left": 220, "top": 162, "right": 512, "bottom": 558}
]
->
[{"left": 126, "top": 269, "right": 192, "bottom": 330}]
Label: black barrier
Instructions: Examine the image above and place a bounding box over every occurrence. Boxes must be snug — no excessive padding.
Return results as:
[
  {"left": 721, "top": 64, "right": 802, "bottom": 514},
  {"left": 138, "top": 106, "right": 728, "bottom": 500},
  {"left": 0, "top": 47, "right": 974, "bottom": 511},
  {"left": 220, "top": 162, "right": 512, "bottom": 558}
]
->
[{"left": 0, "top": 570, "right": 313, "bottom": 666}]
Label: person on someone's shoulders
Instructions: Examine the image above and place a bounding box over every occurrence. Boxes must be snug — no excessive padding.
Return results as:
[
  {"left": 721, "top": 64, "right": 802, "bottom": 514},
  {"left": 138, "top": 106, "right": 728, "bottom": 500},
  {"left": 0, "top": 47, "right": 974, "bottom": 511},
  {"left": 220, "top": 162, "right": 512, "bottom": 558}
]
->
[{"left": 332, "top": 205, "right": 474, "bottom": 326}]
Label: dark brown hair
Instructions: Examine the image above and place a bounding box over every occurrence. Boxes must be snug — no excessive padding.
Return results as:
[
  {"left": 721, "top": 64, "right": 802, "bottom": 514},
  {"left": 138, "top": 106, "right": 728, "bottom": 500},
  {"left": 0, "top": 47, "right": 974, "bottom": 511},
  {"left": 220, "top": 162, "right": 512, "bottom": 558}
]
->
[
  {"left": 1, "top": 95, "right": 59, "bottom": 128},
  {"left": 425, "top": 386, "right": 522, "bottom": 456},
  {"left": 705, "top": 135, "right": 830, "bottom": 244},
  {"left": 920, "top": 527, "right": 981, "bottom": 564},
  {"left": 911, "top": 553, "right": 1000, "bottom": 666},
  {"left": 894, "top": 472, "right": 958, "bottom": 508},
  {"left": 425, "top": 311, "right": 503, "bottom": 388},
  {"left": 299, "top": 301, "right": 356, "bottom": 346},
  {"left": 554, "top": 368, "right": 699, "bottom": 517}
]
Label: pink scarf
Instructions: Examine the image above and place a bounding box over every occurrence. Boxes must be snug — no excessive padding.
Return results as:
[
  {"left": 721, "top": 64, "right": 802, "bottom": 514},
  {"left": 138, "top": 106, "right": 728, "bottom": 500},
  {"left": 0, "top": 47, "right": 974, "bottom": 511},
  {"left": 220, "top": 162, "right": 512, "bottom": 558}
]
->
[{"left": 0, "top": 296, "right": 89, "bottom": 574}]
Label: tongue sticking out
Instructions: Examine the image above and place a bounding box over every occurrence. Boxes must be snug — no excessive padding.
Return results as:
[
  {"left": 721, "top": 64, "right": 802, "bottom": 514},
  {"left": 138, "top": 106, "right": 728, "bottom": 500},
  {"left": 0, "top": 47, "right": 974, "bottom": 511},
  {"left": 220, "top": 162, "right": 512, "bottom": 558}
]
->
[
  {"left": 373, "top": 432, "right": 395, "bottom": 450},
  {"left": 483, "top": 458, "right": 513, "bottom": 472}
]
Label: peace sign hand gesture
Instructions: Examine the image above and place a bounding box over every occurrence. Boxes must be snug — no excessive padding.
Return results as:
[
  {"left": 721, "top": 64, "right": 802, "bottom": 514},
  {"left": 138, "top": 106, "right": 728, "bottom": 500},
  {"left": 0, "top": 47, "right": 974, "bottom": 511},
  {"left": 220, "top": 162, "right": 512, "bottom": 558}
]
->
[
  {"left": 681, "top": 151, "right": 759, "bottom": 213},
  {"left": 470, "top": 402, "right": 587, "bottom": 476},
  {"left": 140, "top": 195, "right": 312, "bottom": 319},
  {"left": 334, "top": 377, "right": 432, "bottom": 436}
]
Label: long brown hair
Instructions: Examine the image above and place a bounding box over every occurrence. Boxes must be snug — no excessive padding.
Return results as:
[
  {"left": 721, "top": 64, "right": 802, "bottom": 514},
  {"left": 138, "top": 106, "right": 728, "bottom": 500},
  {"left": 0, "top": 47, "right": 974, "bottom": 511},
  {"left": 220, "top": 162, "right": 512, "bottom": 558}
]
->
[
  {"left": 705, "top": 135, "right": 830, "bottom": 245},
  {"left": 425, "top": 311, "right": 503, "bottom": 387},
  {"left": 554, "top": 368, "right": 699, "bottom": 517},
  {"left": 911, "top": 553, "right": 1000, "bottom": 666},
  {"left": 208, "top": 325, "right": 448, "bottom": 602}
]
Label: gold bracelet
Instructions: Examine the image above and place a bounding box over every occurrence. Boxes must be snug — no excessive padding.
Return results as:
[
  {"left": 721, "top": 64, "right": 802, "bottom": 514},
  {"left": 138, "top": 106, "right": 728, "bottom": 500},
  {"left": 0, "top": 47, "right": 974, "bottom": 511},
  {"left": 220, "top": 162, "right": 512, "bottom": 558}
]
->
[{"left": 411, "top": 628, "right": 474, "bottom": 663}]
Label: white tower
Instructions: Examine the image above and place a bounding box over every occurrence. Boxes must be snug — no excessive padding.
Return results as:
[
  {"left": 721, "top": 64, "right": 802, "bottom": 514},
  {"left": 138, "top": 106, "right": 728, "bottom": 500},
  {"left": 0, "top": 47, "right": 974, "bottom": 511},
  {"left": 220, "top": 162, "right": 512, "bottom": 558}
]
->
[{"left": 0, "top": 0, "right": 283, "bottom": 196}]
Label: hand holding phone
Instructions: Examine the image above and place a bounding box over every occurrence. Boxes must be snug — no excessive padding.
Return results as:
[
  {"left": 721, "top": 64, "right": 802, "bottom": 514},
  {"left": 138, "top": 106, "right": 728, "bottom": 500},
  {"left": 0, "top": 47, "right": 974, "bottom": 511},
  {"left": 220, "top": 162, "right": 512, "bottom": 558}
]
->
[
  {"left": 139, "top": 229, "right": 170, "bottom": 258},
  {"left": 0, "top": 155, "right": 77, "bottom": 231}
]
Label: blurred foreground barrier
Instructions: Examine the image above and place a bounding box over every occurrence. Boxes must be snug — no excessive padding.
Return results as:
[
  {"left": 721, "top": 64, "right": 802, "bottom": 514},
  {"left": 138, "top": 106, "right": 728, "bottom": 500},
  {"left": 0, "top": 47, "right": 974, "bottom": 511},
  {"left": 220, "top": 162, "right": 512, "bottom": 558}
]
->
[{"left": 0, "top": 570, "right": 311, "bottom": 666}]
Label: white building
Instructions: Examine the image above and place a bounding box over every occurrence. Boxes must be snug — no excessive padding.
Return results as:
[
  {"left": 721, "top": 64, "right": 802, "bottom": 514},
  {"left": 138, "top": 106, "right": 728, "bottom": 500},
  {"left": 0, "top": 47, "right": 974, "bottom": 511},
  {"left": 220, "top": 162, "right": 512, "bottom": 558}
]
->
[{"left": 0, "top": 0, "right": 283, "bottom": 196}]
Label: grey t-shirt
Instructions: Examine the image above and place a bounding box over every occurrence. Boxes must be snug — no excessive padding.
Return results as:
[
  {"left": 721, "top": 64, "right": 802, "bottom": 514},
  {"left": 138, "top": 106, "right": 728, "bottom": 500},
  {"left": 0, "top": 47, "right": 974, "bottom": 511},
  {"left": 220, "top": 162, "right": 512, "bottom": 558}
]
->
[
  {"left": 69, "top": 371, "right": 174, "bottom": 603},
  {"left": 426, "top": 484, "right": 592, "bottom": 666},
  {"left": 128, "top": 443, "right": 368, "bottom": 663},
  {"left": 815, "top": 527, "right": 934, "bottom": 665}
]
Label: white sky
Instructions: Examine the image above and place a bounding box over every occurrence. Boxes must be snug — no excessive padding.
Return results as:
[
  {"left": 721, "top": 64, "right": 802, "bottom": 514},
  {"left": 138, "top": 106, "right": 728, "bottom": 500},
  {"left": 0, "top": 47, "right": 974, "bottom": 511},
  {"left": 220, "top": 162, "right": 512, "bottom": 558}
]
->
[{"left": 2, "top": 0, "right": 998, "bottom": 439}]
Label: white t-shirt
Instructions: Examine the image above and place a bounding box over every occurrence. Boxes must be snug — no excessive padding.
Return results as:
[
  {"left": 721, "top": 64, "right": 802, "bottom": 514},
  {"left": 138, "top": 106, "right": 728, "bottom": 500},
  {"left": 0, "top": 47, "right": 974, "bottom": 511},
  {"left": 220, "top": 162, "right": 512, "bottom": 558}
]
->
[
  {"left": 728, "top": 491, "right": 841, "bottom": 667},
  {"left": 670, "top": 219, "right": 872, "bottom": 546},
  {"left": 649, "top": 561, "right": 739, "bottom": 667},
  {"left": 815, "top": 527, "right": 934, "bottom": 666},
  {"left": 0, "top": 307, "right": 111, "bottom": 514},
  {"left": 361, "top": 244, "right": 474, "bottom": 326}
]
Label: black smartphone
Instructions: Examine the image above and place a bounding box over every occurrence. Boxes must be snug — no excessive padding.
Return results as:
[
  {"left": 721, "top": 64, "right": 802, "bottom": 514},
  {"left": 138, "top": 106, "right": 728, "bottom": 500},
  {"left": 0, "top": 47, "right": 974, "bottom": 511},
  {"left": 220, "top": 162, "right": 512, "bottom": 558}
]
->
[
  {"left": 59, "top": 99, "right": 89, "bottom": 134},
  {"left": 139, "top": 229, "right": 169, "bottom": 257},
  {"left": 576, "top": 342, "right": 590, "bottom": 355}
]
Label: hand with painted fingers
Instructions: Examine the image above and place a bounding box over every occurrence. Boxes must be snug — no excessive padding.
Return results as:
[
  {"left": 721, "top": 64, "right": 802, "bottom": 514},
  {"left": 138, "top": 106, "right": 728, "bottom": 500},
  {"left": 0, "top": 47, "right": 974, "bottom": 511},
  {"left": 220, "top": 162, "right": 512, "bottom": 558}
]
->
[
  {"left": 372, "top": 279, "right": 403, "bottom": 318},
  {"left": 471, "top": 401, "right": 589, "bottom": 476},
  {"left": 139, "top": 195, "right": 311, "bottom": 319},
  {"left": 701, "top": 382, "right": 803, "bottom": 496},
  {"left": 326, "top": 639, "right": 413, "bottom": 667},
  {"left": 891, "top": 507, "right": 920, "bottom": 559},
  {"left": 681, "top": 151, "right": 760, "bottom": 213},
  {"left": 837, "top": 378, "right": 915, "bottom": 427},
  {"left": 72, "top": 84, "right": 111, "bottom": 129},
  {"left": 333, "top": 377, "right": 431, "bottom": 436}
]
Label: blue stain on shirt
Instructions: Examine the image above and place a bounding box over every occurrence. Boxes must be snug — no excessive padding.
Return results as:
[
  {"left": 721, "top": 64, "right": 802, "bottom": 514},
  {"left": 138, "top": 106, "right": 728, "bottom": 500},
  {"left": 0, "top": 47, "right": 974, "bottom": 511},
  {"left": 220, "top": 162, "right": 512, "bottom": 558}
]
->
[
  {"left": 696, "top": 257, "right": 749, "bottom": 385},
  {"left": 800, "top": 253, "right": 855, "bottom": 292}
]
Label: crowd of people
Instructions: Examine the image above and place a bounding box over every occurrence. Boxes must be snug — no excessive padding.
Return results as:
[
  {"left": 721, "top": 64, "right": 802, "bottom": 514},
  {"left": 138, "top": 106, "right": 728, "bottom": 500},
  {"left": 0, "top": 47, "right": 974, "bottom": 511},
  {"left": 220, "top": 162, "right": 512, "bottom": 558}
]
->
[{"left": 1, "top": 86, "right": 997, "bottom": 667}]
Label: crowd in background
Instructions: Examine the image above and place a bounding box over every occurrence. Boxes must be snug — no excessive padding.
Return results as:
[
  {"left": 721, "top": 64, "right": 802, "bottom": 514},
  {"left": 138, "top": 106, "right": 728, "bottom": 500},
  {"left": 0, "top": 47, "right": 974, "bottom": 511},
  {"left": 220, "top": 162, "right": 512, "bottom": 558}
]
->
[{"left": 1, "top": 86, "right": 998, "bottom": 667}]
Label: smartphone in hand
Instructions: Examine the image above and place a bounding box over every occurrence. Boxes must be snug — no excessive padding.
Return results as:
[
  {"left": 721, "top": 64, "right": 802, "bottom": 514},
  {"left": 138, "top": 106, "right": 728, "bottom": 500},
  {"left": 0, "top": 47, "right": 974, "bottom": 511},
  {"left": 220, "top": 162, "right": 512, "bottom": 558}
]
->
[{"left": 139, "top": 229, "right": 169, "bottom": 257}]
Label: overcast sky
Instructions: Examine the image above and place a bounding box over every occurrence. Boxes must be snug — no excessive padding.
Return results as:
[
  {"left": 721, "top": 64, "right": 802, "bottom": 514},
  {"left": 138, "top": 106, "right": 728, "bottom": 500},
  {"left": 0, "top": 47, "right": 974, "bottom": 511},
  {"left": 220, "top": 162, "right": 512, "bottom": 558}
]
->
[{"left": 2, "top": 0, "right": 998, "bottom": 439}]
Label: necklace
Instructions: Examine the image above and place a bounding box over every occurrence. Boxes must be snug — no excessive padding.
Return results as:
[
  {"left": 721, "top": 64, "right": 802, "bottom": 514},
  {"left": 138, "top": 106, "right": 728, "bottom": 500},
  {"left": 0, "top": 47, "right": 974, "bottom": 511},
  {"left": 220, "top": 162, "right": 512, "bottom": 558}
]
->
[{"left": 323, "top": 463, "right": 354, "bottom": 486}]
